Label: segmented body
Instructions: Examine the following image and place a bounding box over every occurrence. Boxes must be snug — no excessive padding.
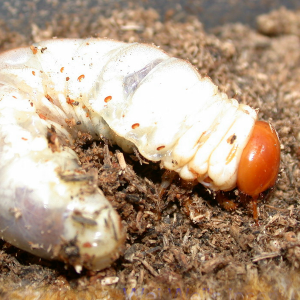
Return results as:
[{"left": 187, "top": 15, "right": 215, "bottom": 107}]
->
[{"left": 0, "top": 38, "right": 260, "bottom": 270}]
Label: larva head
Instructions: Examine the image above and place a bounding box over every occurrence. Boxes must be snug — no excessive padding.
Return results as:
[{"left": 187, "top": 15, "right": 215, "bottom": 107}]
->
[{"left": 237, "top": 121, "right": 280, "bottom": 197}]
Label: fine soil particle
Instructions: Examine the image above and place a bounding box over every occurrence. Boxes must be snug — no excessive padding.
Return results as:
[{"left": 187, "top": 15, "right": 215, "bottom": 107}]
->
[{"left": 1, "top": 5, "right": 300, "bottom": 300}]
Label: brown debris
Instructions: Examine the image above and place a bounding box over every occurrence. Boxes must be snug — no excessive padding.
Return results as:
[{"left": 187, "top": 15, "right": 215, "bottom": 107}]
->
[{"left": 200, "top": 255, "right": 232, "bottom": 274}]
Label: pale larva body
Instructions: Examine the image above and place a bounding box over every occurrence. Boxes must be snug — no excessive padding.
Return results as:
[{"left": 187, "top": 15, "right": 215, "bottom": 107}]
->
[{"left": 0, "top": 38, "right": 257, "bottom": 270}]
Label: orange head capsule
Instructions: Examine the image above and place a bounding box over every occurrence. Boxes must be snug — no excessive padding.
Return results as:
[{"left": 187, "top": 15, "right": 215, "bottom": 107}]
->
[{"left": 237, "top": 121, "right": 280, "bottom": 197}]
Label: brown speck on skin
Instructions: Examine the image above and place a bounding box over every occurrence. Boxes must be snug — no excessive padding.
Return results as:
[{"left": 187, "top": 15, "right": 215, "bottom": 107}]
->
[
  {"left": 38, "top": 113, "right": 47, "bottom": 120},
  {"left": 104, "top": 96, "right": 112, "bottom": 103},
  {"left": 77, "top": 74, "right": 85, "bottom": 82},
  {"left": 83, "top": 242, "right": 92, "bottom": 248},
  {"left": 30, "top": 45, "right": 38, "bottom": 54},
  {"left": 66, "top": 97, "right": 75, "bottom": 105},
  {"left": 66, "top": 77, "right": 70, "bottom": 81},
  {"left": 227, "top": 134, "right": 237, "bottom": 144},
  {"left": 45, "top": 94, "right": 54, "bottom": 103},
  {"left": 172, "top": 159, "right": 178, "bottom": 166},
  {"left": 132, "top": 123, "right": 140, "bottom": 129},
  {"left": 157, "top": 145, "right": 165, "bottom": 151}
]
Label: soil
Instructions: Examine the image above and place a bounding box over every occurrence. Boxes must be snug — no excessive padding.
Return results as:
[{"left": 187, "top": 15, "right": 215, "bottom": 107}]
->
[{"left": 0, "top": 4, "right": 300, "bottom": 300}]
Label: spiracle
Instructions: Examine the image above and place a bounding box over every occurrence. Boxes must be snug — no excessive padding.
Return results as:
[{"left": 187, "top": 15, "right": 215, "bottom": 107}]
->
[{"left": 0, "top": 38, "right": 280, "bottom": 271}]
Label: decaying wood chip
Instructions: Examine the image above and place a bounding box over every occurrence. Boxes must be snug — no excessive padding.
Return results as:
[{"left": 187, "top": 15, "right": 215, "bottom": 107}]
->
[
  {"left": 116, "top": 150, "right": 127, "bottom": 170},
  {"left": 252, "top": 252, "right": 281, "bottom": 262},
  {"left": 200, "top": 256, "right": 231, "bottom": 274},
  {"left": 101, "top": 276, "right": 119, "bottom": 285}
]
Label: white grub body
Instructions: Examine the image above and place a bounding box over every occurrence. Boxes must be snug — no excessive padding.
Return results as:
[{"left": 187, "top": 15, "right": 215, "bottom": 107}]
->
[{"left": 0, "top": 38, "right": 257, "bottom": 269}]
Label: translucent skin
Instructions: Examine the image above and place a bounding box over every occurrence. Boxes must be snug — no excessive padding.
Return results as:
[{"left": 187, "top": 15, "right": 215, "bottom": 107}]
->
[{"left": 237, "top": 121, "right": 280, "bottom": 197}]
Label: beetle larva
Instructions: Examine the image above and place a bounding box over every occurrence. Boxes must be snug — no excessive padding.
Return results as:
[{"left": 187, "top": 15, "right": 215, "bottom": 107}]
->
[{"left": 0, "top": 38, "right": 280, "bottom": 270}]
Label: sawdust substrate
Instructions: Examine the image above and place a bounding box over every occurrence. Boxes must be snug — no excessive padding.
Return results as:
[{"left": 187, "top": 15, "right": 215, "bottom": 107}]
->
[{"left": 0, "top": 5, "right": 300, "bottom": 300}]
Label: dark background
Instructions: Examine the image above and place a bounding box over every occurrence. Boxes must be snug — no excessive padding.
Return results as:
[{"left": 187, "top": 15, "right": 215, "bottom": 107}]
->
[{"left": 1, "top": 0, "right": 300, "bottom": 34}]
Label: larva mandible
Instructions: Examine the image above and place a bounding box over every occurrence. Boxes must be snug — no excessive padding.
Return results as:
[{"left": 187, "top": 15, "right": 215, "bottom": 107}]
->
[{"left": 0, "top": 38, "right": 280, "bottom": 271}]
